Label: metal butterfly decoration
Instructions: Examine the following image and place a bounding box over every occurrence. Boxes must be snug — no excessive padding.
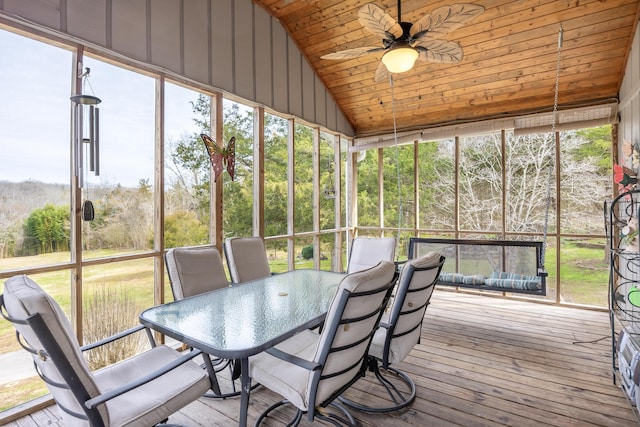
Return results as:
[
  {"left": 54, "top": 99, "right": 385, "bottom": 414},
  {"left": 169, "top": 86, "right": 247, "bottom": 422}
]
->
[{"left": 201, "top": 133, "right": 236, "bottom": 182}]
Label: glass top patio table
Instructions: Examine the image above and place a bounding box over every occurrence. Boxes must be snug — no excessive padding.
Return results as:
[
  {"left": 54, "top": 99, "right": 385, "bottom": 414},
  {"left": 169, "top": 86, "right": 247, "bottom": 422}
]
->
[{"left": 139, "top": 269, "right": 345, "bottom": 427}]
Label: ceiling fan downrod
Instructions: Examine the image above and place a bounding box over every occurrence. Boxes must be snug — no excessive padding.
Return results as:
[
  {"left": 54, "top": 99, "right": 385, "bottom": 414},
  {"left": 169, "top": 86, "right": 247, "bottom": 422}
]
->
[{"left": 396, "top": 0, "right": 414, "bottom": 40}]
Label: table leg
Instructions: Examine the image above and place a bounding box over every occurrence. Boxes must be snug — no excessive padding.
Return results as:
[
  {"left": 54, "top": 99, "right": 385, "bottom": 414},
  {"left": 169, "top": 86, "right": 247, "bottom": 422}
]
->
[
  {"left": 201, "top": 353, "right": 222, "bottom": 396},
  {"left": 239, "top": 357, "right": 250, "bottom": 427}
]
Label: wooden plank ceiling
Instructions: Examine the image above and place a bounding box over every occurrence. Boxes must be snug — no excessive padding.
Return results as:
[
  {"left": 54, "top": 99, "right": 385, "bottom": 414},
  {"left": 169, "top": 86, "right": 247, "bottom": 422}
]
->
[{"left": 253, "top": 0, "right": 640, "bottom": 138}]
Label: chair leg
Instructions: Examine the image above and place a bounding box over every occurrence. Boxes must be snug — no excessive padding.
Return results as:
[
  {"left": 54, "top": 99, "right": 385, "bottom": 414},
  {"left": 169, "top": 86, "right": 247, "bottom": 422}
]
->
[
  {"left": 339, "top": 359, "right": 416, "bottom": 413},
  {"left": 254, "top": 400, "right": 303, "bottom": 427},
  {"left": 154, "top": 419, "right": 186, "bottom": 426},
  {"left": 255, "top": 399, "right": 357, "bottom": 427},
  {"left": 315, "top": 401, "right": 358, "bottom": 427}
]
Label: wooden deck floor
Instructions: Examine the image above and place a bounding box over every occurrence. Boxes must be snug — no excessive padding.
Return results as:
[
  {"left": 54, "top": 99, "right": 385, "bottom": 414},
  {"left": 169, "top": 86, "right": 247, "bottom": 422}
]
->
[{"left": 5, "top": 290, "right": 639, "bottom": 426}]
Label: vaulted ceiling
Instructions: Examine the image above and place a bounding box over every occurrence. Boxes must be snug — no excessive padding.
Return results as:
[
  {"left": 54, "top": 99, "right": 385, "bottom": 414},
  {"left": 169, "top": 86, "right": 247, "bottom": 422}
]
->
[{"left": 253, "top": 0, "right": 640, "bottom": 138}]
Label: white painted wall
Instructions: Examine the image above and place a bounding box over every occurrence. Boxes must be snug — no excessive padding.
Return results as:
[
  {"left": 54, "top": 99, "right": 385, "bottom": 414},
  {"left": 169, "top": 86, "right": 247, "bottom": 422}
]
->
[{"left": 0, "top": 0, "right": 354, "bottom": 136}]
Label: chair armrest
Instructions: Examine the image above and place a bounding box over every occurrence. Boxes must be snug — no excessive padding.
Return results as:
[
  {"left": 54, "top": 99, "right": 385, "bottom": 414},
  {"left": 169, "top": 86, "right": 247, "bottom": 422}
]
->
[
  {"left": 393, "top": 260, "right": 406, "bottom": 278},
  {"left": 265, "top": 347, "right": 320, "bottom": 372},
  {"left": 80, "top": 324, "right": 148, "bottom": 352},
  {"left": 84, "top": 348, "right": 203, "bottom": 409}
]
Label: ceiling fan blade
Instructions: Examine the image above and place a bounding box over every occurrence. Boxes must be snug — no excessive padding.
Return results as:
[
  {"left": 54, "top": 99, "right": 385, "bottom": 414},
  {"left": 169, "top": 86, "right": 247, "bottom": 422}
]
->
[
  {"left": 411, "top": 3, "right": 484, "bottom": 41},
  {"left": 416, "top": 40, "right": 464, "bottom": 63},
  {"left": 321, "top": 46, "right": 384, "bottom": 60},
  {"left": 358, "top": 3, "right": 402, "bottom": 41},
  {"left": 374, "top": 61, "right": 390, "bottom": 83}
]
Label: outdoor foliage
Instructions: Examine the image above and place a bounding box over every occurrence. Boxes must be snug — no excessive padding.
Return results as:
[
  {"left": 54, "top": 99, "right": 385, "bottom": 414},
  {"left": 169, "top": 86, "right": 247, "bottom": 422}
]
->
[
  {"left": 302, "top": 244, "right": 313, "bottom": 259},
  {"left": 164, "top": 97, "right": 337, "bottom": 253},
  {"left": 82, "top": 284, "right": 146, "bottom": 371},
  {"left": 164, "top": 210, "right": 208, "bottom": 248},
  {"left": 22, "top": 204, "right": 69, "bottom": 255},
  {"left": 357, "top": 129, "right": 611, "bottom": 237},
  {"left": 264, "top": 114, "right": 290, "bottom": 244},
  {"left": 0, "top": 119, "right": 611, "bottom": 260}
]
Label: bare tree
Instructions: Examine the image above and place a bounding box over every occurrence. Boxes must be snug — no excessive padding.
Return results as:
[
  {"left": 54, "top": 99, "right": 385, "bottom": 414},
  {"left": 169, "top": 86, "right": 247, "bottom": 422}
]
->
[{"left": 418, "top": 129, "right": 609, "bottom": 236}]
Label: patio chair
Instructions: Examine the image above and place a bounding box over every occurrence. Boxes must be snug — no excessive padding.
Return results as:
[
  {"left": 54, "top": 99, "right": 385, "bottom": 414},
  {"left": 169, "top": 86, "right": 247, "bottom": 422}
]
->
[
  {"left": 248, "top": 260, "right": 397, "bottom": 426},
  {"left": 165, "top": 245, "right": 241, "bottom": 398},
  {"left": 165, "top": 245, "right": 230, "bottom": 299},
  {"left": 340, "top": 251, "right": 445, "bottom": 412},
  {"left": 0, "top": 274, "right": 210, "bottom": 427},
  {"left": 224, "top": 237, "right": 271, "bottom": 283},
  {"left": 346, "top": 237, "right": 396, "bottom": 274}
]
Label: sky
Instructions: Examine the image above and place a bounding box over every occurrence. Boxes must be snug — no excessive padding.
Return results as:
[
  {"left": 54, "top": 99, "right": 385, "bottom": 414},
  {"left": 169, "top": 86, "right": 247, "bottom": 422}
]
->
[{"left": 0, "top": 29, "right": 201, "bottom": 187}]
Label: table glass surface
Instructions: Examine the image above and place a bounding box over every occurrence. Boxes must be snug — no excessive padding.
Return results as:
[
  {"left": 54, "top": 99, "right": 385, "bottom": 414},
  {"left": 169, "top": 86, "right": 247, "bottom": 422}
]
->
[{"left": 140, "top": 269, "right": 344, "bottom": 358}]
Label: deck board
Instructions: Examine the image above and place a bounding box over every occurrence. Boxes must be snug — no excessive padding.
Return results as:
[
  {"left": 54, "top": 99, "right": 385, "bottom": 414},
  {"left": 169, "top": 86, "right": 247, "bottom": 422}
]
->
[{"left": 5, "top": 290, "right": 638, "bottom": 426}]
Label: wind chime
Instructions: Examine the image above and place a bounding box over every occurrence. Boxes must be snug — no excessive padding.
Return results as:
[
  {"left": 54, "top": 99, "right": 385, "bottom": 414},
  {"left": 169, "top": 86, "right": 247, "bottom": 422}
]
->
[
  {"left": 323, "top": 158, "right": 336, "bottom": 200},
  {"left": 71, "top": 67, "right": 101, "bottom": 221}
]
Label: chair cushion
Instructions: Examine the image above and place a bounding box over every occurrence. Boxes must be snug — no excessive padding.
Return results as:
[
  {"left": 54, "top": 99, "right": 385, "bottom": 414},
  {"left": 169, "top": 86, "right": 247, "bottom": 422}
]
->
[
  {"left": 370, "top": 252, "right": 441, "bottom": 364},
  {"left": 224, "top": 237, "right": 271, "bottom": 283},
  {"left": 249, "top": 329, "right": 319, "bottom": 410},
  {"left": 166, "top": 246, "right": 229, "bottom": 299},
  {"left": 3, "top": 275, "right": 103, "bottom": 425},
  {"left": 249, "top": 261, "right": 396, "bottom": 412},
  {"left": 3, "top": 275, "right": 210, "bottom": 426},
  {"left": 94, "top": 345, "right": 210, "bottom": 427},
  {"left": 314, "top": 261, "right": 396, "bottom": 404},
  {"left": 347, "top": 237, "right": 396, "bottom": 274},
  {"left": 484, "top": 277, "right": 541, "bottom": 291},
  {"left": 462, "top": 274, "right": 487, "bottom": 285},
  {"left": 438, "top": 272, "right": 465, "bottom": 284}
]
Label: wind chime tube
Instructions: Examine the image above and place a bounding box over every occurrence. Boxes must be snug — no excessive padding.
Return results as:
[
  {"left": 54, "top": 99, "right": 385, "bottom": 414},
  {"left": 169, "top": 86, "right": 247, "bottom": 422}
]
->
[
  {"left": 95, "top": 107, "right": 100, "bottom": 176},
  {"left": 73, "top": 103, "right": 79, "bottom": 184},
  {"left": 89, "top": 105, "right": 95, "bottom": 172},
  {"left": 77, "top": 104, "right": 84, "bottom": 188}
]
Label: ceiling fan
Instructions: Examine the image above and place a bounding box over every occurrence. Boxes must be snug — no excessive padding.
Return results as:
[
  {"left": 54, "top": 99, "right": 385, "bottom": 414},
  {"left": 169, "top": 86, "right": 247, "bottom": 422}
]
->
[{"left": 321, "top": 1, "right": 484, "bottom": 82}]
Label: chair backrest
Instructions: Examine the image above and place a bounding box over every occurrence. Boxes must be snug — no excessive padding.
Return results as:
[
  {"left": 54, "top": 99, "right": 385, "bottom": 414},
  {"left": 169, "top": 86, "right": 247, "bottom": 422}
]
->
[
  {"left": 308, "top": 260, "right": 397, "bottom": 411},
  {"left": 224, "top": 237, "right": 271, "bottom": 283},
  {"left": 347, "top": 237, "right": 396, "bottom": 274},
  {"left": 165, "top": 246, "right": 229, "bottom": 299},
  {"left": 372, "top": 252, "right": 445, "bottom": 367},
  {"left": 1, "top": 275, "right": 106, "bottom": 426}
]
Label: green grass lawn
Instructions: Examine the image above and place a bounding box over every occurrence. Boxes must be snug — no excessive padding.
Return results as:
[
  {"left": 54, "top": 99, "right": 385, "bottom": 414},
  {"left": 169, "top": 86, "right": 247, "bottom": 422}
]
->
[{"left": 554, "top": 242, "right": 609, "bottom": 306}]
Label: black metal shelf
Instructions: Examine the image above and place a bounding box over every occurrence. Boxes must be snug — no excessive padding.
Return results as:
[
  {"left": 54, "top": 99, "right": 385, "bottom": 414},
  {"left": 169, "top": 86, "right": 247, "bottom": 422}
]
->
[{"left": 608, "top": 190, "right": 640, "bottom": 400}]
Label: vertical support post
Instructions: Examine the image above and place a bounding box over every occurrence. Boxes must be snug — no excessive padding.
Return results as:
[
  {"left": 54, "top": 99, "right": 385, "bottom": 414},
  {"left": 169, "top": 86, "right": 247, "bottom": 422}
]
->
[
  {"left": 70, "top": 48, "right": 84, "bottom": 344},
  {"left": 413, "top": 140, "right": 419, "bottom": 235},
  {"left": 154, "top": 76, "right": 165, "bottom": 313},
  {"left": 378, "top": 147, "right": 384, "bottom": 236},
  {"left": 287, "top": 119, "right": 295, "bottom": 271},
  {"left": 501, "top": 129, "right": 507, "bottom": 235},
  {"left": 612, "top": 123, "right": 619, "bottom": 199},
  {"left": 313, "top": 128, "right": 321, "bottom": 270},
  {"left": 347, "top": 142, "right": 358, "bottom": 253},
  {"left": 500, "top": 130, "right": 508, "bottom": 291},
  {"left": 211, "top": 93, "right": 224, "bottom": 251},
  {"left": 554, "top": 130, "right": 561, "bottom": 304},
  {"left": 454, "top": 136, "right": 461, "bottom": 276},
  {"left": 333, "top": 135, "right": 343, "bottom": 272},
  {"left": 454, "top": 136, "right": 460, "bottom": 238},
  {"left": 253, "top": 106, "right": 265, "bottom": 238}
]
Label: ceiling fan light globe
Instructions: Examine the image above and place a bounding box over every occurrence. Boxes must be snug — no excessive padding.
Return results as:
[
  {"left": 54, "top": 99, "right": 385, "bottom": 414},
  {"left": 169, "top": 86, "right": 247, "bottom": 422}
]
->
[{"left": 382, "top": 46, "right": 419, "bottom": 73}]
